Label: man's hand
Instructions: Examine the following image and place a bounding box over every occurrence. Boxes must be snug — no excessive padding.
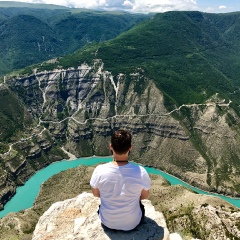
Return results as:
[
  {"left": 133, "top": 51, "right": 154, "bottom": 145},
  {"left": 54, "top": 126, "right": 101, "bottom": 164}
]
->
[
  {"left": 92, "top": 188, "right": 100, "bottom": 198},
  {"left": 140, "top": 189, "right": 149, "bottom": 200}
]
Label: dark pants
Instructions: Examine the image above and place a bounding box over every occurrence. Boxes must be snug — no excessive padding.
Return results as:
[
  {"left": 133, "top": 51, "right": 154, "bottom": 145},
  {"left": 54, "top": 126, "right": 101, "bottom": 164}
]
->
[
  {"left": 139, "top": 200, "right": 145, "bottom": 223},
  {"left": 98, "top": 201, "right": 145, "bottom": 230}
]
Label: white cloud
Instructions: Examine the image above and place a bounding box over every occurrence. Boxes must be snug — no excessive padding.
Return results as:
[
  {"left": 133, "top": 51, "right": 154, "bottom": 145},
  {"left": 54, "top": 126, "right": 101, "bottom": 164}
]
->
[
  {"left": 57, "top": 0, "right": 108, "bottom": 9},
  {"left": 0, "top": 0, "right": 199, "bottom": 13},
  {"left": 13, "top": 0, "right": 108, "bottom": 9},
  {"left": 204, "top": 5, "right": 229, "bottom": 13},
  {"left": 130, "top": 0, "right": 198, "bottom": 13},
  {"left": 219, "top": 5, "right": 227, "bottom": 9},
  {"left": 1, "top": 0, "right": 239, "bottom": 14},
  {"left": 122, "top": 0, "right": 134, "bottom": 8}
]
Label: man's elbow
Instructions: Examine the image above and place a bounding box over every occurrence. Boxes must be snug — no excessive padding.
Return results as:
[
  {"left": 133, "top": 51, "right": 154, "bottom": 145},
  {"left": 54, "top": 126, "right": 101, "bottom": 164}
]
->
[
  {"left": 93, "top": 192, "right": 100, "bottom": 198},
  {"left": 140, "top": 189, "right": 149, "bottom": 200},
  {"left": 92, "top": 188, "right": 100, "bottom": 198}
]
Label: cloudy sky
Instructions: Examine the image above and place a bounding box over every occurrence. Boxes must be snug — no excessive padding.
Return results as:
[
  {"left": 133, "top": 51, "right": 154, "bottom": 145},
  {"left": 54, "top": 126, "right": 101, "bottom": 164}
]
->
[{"left": 1, "top": 0, "right": 239, "bottom": 13}]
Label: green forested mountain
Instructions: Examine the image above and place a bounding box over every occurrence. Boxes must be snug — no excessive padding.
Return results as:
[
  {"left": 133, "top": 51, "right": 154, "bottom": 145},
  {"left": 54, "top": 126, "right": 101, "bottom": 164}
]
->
[
  {"left": 0, "top": 85, "right": 33, "bottom": 142},
  {"left": 0, "top": 2, "right": 150, "bottom": 75},
  {"left": 0, "top": 1, "right": 69, "bottom": 9},
  {"left": 27, "top": 11, "right": 240, "bottom": 109}
]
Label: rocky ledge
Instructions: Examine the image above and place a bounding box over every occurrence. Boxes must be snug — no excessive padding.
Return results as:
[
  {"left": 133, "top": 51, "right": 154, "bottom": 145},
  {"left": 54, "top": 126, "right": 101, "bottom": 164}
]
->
[{"left": 32, "top": 192, "right": 170, "bottom": 240}]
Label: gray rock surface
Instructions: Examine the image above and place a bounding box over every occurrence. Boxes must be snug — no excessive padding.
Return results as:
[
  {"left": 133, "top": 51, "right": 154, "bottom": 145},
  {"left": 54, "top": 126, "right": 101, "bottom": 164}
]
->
[{"left": 32, "top": 192, "right": 170, "bottom": 240}]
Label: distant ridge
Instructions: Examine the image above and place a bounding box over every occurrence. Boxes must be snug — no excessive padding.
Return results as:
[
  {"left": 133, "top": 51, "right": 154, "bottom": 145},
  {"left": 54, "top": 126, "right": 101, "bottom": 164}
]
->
[
  {"left": 0, "top": 1, "right": 69, "bottom": 9},
  {"left": 0, "top": 4, "right": 149, "bottom": 75}
]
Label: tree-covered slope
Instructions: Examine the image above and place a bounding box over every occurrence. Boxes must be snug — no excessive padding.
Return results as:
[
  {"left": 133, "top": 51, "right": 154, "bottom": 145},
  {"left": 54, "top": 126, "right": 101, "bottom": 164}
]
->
[
  {"left": 0, "top": 85, "right": 33, "bottom": 143},
  {"left": 0, "top": 14, "right": 63, "bottom": 73},
  {"left": 53, "top": 11, "right": 151, "bottom": 54},
  {"left": 37, "top": 11, "right": 240, "bottom": 108},
  {"left": 0, "top": 2, "right": 150, "bottom": 75}
]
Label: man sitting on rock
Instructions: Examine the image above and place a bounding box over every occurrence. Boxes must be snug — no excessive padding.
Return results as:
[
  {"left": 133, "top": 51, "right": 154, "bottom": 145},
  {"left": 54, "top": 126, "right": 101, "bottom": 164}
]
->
[{"left": 90, "top": 129, "right": 151, "bottom": 231}]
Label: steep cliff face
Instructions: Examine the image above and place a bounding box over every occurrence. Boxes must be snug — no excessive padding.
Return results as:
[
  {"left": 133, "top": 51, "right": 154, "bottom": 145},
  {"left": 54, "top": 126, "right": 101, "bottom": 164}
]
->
[
  {"left": 0, "top": 123, "right": 68, "bottom": 209},
  {"left": 4, "top": 60, "right": 240, "bottom": 198}
]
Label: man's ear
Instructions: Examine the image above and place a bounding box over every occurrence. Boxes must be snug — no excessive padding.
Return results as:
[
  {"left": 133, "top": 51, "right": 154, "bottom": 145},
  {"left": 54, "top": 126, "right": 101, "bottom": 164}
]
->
[
  {"left": 110, "top": 144, "right": 113, "bottom": 155},
  {"left": 128, "top": 145, "right": 132, "bottom": 156}
]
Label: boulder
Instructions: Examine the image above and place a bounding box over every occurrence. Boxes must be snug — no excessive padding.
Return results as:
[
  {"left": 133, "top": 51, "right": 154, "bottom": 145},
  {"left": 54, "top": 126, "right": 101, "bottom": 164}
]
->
[{"left": 32, "top": 192, "right": 170, "bottom": 240}]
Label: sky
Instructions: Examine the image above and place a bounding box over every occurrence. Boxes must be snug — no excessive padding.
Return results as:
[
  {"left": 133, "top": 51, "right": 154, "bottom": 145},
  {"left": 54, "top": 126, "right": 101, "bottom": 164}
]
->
[{"left": 1, "top": 0, "right": 240, "bottom": 14}]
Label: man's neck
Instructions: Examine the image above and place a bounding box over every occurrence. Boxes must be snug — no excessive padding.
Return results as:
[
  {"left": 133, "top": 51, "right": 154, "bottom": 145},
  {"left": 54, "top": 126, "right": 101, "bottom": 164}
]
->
[
  {"left": 112, "top": 153, "right": 129, "bottom": 165},
  {"left": 113, "top": 154, "right": 128, "bottom": 161}
]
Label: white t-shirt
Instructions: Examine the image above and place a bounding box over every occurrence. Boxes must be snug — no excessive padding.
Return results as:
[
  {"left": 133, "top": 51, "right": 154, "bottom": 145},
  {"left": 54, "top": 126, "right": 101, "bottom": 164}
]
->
[{"left": 90, "top": 162, "right": 151, "bottom": 231}]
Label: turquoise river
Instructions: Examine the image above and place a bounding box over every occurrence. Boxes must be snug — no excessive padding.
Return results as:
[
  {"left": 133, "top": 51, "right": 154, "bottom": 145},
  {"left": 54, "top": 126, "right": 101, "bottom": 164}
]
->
[{"left": 0, "top": 156, "right": 239, "bottom": 218}]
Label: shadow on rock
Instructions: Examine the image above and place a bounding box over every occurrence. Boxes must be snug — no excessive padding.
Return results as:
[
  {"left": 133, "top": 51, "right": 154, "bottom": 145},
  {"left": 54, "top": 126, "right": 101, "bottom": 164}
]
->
[{"left": 102, "top": 217, "right": 165, "bottom": 240}]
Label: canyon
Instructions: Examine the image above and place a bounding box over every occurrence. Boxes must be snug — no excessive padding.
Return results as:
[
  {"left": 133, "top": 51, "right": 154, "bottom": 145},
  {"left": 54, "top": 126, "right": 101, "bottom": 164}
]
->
[{"left": 1, "top": 59, "right": 240, "bottom": 212}]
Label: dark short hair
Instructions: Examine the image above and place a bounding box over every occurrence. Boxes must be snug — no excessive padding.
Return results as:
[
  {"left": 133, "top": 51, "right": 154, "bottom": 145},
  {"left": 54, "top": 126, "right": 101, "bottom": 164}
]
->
[{"left": 111, "top": 129, "right": 132, "bottom": 154}]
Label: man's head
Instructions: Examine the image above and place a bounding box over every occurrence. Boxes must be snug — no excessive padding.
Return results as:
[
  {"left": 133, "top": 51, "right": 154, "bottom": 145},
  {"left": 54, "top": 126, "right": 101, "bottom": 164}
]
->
[{"left": 110, "top": 129, "right": 132, "bottom": 155}]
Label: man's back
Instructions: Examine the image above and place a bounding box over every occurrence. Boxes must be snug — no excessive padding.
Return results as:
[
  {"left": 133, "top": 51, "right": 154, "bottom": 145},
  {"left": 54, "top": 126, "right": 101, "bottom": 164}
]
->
[{"left": 90, "top": 162, "right": 151, "bottom": 230}]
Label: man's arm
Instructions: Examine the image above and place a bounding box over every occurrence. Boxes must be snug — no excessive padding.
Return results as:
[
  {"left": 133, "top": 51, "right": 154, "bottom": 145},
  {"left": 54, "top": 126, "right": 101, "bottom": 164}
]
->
[
  {"left": 92, "top": 187, "right": 100, "bottom": 198},
  {"left": 140, "top": 189, "right": 149, "bottom": 200}
]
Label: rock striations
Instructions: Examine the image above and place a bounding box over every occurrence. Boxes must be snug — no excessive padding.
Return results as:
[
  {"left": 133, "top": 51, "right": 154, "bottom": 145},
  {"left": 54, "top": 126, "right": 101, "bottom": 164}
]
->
[
  {"left": 32, "top": 192, "right": 170, "bottom": 240},
  {"left": 2, "top": 58, "right": 240, "bottom": 211}
]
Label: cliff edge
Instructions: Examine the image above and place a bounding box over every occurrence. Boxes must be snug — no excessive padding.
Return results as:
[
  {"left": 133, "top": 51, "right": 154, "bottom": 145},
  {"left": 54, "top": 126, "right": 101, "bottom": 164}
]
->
[{"left": 32, "top": 192, "right": 170, "bottom": 240}]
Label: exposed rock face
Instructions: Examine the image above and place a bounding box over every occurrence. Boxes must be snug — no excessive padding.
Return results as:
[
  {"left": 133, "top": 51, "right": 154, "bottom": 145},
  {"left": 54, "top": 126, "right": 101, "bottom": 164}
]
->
[
  {"left": 32, "top": 192, "right": 170, "bottom": 240},
  {"left": 5, "top": 63, "right": 206, "bottom": 190},
  {"left": 167, "top": 203, "right": 240, "bottom": 240},
  {"left": 0, "top": 185, "right": 15, "bottom": 210},
  {"left": 0, "top": 131, "right": 68, "bottom": 210},
  {"left": 192, "top": 205, "right": 240, "bottom": 239}
]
